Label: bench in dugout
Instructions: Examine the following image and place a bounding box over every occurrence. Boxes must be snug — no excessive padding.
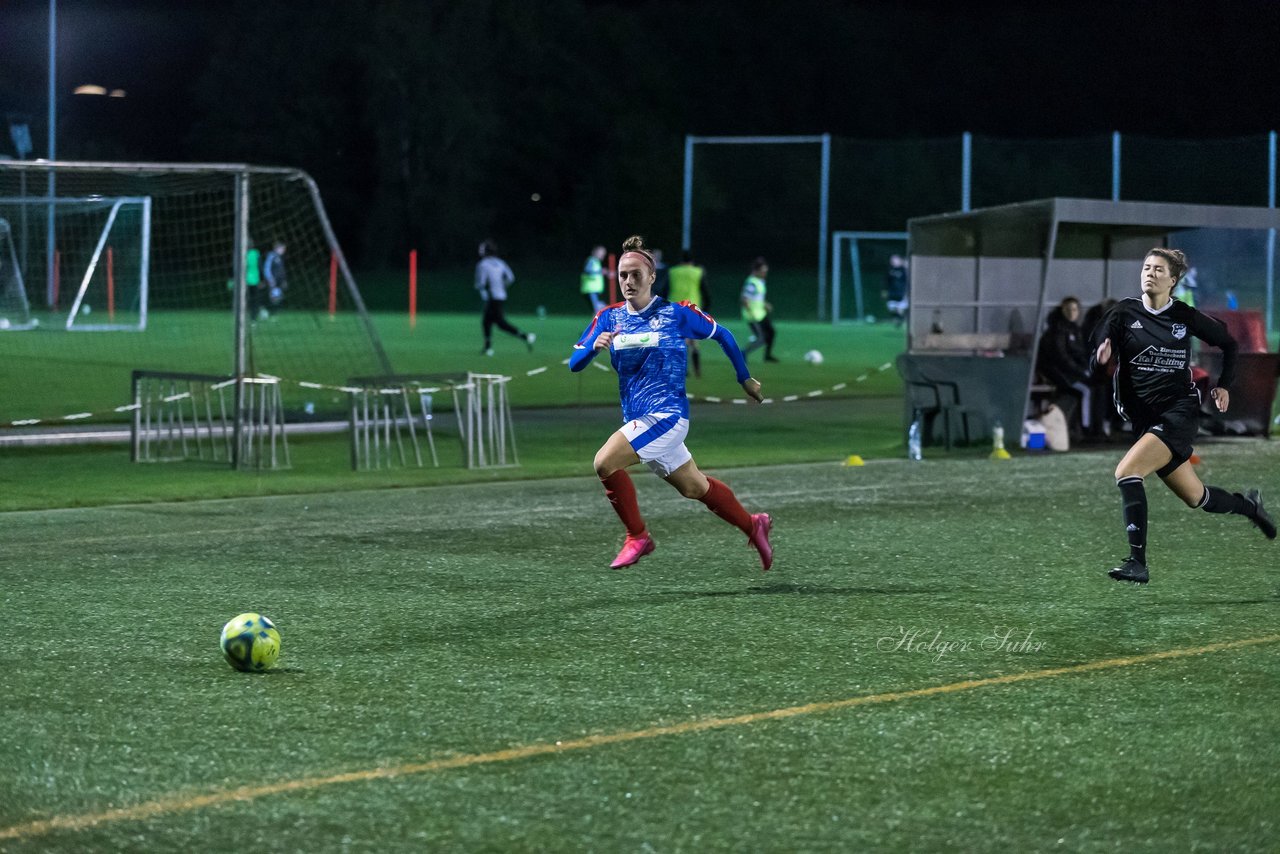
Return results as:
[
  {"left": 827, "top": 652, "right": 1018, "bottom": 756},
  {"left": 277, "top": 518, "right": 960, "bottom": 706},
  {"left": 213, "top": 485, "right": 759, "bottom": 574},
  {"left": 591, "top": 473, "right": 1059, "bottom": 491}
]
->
[{"left": 895, "top": 354, "right": 982, "bottom": 450}]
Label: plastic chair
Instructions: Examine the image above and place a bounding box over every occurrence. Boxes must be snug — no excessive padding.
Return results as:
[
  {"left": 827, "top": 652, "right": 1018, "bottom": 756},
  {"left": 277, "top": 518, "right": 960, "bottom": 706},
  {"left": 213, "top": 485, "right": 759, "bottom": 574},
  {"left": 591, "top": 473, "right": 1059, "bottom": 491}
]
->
[{"left": 903, "top": 373, "right": 974, "bottom": 450}]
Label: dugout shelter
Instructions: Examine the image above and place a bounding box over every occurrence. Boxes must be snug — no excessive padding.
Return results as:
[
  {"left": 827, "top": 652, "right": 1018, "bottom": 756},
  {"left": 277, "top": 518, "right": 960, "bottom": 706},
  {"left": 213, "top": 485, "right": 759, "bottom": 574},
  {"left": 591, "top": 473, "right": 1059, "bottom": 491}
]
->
[{"left": 902, "top": 198, "right": 1280, "bottom": 445}]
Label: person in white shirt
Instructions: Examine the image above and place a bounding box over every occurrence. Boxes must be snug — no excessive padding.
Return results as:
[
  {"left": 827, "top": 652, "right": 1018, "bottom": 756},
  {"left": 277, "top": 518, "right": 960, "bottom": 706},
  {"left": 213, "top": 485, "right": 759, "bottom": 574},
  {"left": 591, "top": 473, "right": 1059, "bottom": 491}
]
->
[{"left": 475, "top": 239, "right": 535, "bottom": 356}]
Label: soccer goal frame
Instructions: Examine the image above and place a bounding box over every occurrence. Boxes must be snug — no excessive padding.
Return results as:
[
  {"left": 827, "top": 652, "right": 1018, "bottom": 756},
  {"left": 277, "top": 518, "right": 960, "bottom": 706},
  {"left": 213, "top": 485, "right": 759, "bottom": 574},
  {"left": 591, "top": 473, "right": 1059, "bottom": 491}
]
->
[
  {"left": 830, "top": 230, "right": 907, "bottom": 324},
  {"left": 0, "top": 217, "right": 37, "bottom": 330},
  {"left": 63, "top": 196, "right": 151, "bottom": 331},
  {"left": 0, "top": 159, "right": 392, "bottom": 470},
  {"left": 0, "top": 194, "right": 152, "bottom": 331},
  {"left": 681, "top": 134, "right": 832, "bottom": 319}
]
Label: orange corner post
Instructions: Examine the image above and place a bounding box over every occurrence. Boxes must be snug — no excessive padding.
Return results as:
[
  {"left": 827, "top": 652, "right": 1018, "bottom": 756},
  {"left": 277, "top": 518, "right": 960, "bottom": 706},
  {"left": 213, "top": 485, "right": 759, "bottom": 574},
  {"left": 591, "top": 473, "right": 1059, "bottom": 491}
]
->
[
  {"left": 107, "top": 246, "right": 115, "bottom": 320},
  {"left": 409, "top": 249, "right": 419, "bottom": 328}
]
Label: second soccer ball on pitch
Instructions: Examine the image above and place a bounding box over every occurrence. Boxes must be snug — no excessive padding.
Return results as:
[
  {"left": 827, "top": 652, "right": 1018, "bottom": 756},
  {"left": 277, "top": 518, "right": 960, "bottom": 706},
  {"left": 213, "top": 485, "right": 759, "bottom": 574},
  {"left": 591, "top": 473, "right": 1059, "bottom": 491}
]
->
[
  {"left": 803, "top": 349, "right": 824, "bottom": 365},
  {"left": 219, "top": 612, "right": 281, "bottom": 672}
]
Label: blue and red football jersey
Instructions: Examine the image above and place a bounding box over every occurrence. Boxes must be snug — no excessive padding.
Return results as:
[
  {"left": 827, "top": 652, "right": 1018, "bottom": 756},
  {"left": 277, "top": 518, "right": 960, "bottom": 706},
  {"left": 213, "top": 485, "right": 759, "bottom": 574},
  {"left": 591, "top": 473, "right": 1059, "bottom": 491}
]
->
[{"left": 573, "top": 297, "right": 726, "bottom": 421}]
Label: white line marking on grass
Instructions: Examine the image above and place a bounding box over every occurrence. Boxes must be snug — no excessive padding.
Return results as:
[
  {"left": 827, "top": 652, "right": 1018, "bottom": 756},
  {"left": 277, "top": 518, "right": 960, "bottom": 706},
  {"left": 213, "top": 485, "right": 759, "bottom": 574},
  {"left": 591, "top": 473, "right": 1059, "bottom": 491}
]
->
[
  {"left": 0, "top": 465, "right": 1075, "bottom": 549},
  {"left": 3, "top": 633, "right": 1276, "bottom": 842}
]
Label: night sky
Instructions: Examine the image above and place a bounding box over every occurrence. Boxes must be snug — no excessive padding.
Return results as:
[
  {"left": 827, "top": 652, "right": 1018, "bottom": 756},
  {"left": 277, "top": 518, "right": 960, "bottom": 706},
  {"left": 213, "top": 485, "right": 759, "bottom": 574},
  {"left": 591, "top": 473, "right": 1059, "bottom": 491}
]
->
[{"left": 6, "top": 0, "right": 1279, "bottom": 149}]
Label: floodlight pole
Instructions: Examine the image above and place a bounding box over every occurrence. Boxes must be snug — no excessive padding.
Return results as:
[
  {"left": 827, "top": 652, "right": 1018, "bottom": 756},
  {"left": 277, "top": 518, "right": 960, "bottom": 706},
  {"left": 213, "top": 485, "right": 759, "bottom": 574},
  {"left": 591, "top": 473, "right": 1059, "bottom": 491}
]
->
[
  {"left": 681, "top": 135, "right": 693, "bottom": 252},
  {"left": 1111, "top": 132, "right": 1122, "bottom": 201},
  {"left": 46, "top": 0, "right": 57, "bottom": 308},
  {"left": 961, "top": 132, "right": 971, "bottom": 212},
  {"left": 818, "top": 133, "right": 831, "bottom": 321},
  {"left": 1268, "top": 130, "right": 1276, "bottom": 334}
]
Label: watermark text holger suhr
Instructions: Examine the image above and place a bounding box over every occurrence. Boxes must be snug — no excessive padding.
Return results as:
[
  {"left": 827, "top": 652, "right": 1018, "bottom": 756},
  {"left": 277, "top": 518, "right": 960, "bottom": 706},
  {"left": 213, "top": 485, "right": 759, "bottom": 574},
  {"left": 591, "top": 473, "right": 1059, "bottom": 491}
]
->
[{"left": 877, "top": 626, "right": 1046, "bottom": 662}]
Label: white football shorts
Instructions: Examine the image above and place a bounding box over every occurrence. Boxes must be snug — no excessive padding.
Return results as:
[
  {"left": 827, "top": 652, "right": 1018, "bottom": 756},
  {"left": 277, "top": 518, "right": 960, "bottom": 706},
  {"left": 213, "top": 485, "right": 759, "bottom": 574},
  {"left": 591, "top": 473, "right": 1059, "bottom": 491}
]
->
[{"left": 620, "top": 412, "right": 692, "bottom": 477}]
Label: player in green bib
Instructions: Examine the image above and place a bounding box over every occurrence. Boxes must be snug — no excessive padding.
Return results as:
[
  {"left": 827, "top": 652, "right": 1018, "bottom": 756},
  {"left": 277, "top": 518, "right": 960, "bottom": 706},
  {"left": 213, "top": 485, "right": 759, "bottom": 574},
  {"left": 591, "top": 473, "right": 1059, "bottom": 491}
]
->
[
  {"left": 245, "top": 244, "right": 265, "bottom": 319},
  {"left": 740, "top": 256, "right": 778, "bottom": 362},
  {"left": 581, "top": 245, "right": 607, "bottom": 313},
  {"left": 668, "top": 250, "right": 710, "bottom": 377}
]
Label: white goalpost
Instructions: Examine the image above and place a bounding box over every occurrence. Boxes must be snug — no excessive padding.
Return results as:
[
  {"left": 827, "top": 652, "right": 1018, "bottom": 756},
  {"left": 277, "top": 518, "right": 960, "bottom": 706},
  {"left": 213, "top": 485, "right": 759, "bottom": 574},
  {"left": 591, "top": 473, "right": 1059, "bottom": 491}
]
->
[
  {"left": 681, "top": 134, "right": 832, "bottom": 319},
  {"left": 0, "top": 193, "right": 152, "bottom": 330},
  {"left": 0, "top": 217, "right": 36, "bottom": 330},
  {"left": 0, "top": 195, "right": 154, "bottom": 331},
  {"left": 0, "top": 160, "right": 391, "bottom": 470},
  {"left": 831, "top": 230, "right": 907, "bottom": 324},
  {"left": 62, "top": 196, "right": 151, "bottom": 331}
]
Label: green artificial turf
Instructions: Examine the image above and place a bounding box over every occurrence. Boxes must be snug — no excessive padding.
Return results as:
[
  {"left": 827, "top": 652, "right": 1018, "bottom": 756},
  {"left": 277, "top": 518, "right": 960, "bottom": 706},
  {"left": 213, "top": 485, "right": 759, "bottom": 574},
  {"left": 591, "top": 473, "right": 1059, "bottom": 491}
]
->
[
  {"left": 2, "top": 443, "right": 1278, "bottom": 851},
  {"left": 0, "top": 311, "right": 905, "bottom": 423},
  {"left": 0, "top": 396, "right": 904, "bottom": 512},
  {"left": 1, "top": 313, "right": 909, "bottom": 512}
]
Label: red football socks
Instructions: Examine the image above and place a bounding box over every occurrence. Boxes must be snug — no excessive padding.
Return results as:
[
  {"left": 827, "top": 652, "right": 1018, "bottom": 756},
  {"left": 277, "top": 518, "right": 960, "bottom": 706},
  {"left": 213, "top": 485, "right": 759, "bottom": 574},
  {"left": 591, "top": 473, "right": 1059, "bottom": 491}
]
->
[
  {"left": 699, "top": 477, "right": 752, "bottom": 534},
  {"left": 601, "top": 470, "right": 646, "bottom": 536}
]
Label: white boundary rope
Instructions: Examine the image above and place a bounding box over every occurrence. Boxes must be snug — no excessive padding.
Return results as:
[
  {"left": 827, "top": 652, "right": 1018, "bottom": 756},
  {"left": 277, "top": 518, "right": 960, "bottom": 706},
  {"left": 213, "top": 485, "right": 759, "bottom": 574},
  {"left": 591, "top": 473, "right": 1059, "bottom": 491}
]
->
[{"left": 4, "top": 361, "right": 896, "bottom": 428}]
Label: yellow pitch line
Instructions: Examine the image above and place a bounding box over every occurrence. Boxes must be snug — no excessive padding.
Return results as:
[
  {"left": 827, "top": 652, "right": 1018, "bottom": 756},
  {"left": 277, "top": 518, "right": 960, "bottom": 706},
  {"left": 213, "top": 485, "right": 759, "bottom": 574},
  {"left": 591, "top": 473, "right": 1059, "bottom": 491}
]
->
[{"left": 3, "top": 633, "right": 1277, "bottom": 841}]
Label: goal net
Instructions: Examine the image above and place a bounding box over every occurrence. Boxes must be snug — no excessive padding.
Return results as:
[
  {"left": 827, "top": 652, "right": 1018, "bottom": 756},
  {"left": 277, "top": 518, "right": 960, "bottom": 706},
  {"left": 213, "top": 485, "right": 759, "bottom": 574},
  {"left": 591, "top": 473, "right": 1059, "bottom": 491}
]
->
[
  {"left": 0, "top": 162, "right": 391, "bottom": 423},
  {"left": 0, "top": 217, "right": 35, "bottom": 330},
  {"left": 0, "top": 195, "right": 151, "bottom": 331}
]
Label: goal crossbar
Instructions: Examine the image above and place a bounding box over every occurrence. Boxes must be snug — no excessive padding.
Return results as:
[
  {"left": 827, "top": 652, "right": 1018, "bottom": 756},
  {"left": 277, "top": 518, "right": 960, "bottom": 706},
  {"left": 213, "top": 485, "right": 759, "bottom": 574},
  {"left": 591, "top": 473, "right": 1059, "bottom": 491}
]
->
[{"left": 681, "top": 134, "right": 832, "bottom": 319}]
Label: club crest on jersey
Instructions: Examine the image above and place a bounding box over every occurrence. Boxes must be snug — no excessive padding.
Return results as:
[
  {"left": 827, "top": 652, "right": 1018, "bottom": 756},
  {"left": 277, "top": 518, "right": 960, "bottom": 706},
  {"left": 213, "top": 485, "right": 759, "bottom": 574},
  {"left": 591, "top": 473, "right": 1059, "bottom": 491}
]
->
[
  {"left": 613, "top": 331, "right": 662, "bottom": 350},
  {"left": 1172, "top": 323, "right": 1187, "bottom": 339},
  {"left": 649, "top": 317, "right": 662, "bottom": 330}
]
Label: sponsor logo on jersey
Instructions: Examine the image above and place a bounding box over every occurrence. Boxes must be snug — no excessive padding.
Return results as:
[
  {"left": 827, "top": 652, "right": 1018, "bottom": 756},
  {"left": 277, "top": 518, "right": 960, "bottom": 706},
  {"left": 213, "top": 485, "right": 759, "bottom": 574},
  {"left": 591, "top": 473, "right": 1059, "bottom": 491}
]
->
[
  {"left": 1152, "top": 424, "right": 1164, "bottom": 431},
  {"left": 613, "top": 331, "right": 662, "bottom": 350},
  {"left": 1172, "top": 323, "right": 1187, "bottom": 339},
  {"left": 1130, "top": 320, "right": 1143, "bottom": 329}
]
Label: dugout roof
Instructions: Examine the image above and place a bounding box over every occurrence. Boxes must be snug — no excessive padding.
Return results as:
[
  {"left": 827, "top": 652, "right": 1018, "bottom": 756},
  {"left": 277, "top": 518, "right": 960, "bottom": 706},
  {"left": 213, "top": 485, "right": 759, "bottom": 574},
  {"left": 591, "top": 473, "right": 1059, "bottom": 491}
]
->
[
  {"left": 902, "top": 198, "right": 1280, "bottom": 440},
  {"left": 907, "top": 197, "right": 1280, "bottom": 350}
]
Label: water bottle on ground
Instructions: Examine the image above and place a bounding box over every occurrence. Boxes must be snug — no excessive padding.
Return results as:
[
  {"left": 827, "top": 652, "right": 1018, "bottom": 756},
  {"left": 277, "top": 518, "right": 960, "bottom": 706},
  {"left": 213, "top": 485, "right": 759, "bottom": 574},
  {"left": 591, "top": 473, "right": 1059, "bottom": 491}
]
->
[
  {"left": 990, "top": 419, "right": 1011, "bottom": 460},
  {"left": 907, "top": 411, "right": 923, "bottom": 461}
]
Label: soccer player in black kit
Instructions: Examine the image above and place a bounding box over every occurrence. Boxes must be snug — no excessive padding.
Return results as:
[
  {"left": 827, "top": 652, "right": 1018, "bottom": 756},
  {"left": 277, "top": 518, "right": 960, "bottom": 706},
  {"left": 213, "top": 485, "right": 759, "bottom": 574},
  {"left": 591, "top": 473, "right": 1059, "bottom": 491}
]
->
[{"left": 1093, "top": 248, "right": 1275, "bottom": 584}]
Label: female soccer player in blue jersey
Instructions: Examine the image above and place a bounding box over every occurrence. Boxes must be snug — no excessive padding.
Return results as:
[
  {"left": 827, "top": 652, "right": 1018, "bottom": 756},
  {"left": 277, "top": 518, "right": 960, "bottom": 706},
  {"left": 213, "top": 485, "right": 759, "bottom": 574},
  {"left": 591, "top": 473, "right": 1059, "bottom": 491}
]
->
[
  {"left": 1094, "top": 248, "right": 1275, "bottom": 584},
  {"left": 570, "top": 235, "right": 774, "bottom": 570}
]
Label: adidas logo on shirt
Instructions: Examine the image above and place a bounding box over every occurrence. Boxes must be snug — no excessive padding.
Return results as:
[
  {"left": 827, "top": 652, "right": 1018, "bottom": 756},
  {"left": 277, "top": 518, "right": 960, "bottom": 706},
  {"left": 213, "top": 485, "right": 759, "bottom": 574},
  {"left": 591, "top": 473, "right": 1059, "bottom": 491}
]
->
[{"left": 1130, "top": 320, "right": 1143, "bottom": 329}]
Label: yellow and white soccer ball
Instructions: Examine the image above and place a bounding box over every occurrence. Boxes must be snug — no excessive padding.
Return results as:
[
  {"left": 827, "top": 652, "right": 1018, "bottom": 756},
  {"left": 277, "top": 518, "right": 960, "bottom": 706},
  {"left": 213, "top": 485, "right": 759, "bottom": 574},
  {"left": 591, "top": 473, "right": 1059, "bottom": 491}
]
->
[
  {"left": 219, "top": 612, "right": 281, "bottom": 672},
  {"left": 803, "top": 349, "right": 824, "bottom": 365}
]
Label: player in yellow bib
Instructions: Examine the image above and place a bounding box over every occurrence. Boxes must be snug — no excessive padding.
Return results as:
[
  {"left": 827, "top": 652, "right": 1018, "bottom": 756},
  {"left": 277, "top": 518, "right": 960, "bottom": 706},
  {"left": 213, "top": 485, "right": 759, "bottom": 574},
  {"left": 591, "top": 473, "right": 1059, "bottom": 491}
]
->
[
  {"left": 580, "top": 245, "right": 607, "bottom": 313},
  {"left": 740, "top": 256, "right": 778, "bottom": 362},
  {"left": 667, "top": 250, "right": 710, "bottom": 377}
]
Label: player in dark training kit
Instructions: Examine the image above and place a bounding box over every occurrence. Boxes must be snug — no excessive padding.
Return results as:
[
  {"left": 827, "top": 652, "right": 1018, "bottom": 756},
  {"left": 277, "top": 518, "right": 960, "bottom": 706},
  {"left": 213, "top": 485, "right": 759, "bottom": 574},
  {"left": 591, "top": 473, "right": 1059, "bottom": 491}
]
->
[
  {"left": 570, "top": 235, "right": 774, "bottom": 571},
  {"left": 1093, "top": 248, "right": 1276, "bottom": 584}
]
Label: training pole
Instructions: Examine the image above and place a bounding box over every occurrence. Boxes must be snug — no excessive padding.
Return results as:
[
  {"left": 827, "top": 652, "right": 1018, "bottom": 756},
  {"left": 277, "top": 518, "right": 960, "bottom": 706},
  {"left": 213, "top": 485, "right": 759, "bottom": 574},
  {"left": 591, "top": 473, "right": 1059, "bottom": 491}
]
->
[
  {"left": 409, "top": 249, "right": 418, "bottom": 328},
  {"left": 107, "top": 245, "right": 114, "bottom": 320},
  {"left": 607, "top": 252, "right": 617, "bottom": 304}
]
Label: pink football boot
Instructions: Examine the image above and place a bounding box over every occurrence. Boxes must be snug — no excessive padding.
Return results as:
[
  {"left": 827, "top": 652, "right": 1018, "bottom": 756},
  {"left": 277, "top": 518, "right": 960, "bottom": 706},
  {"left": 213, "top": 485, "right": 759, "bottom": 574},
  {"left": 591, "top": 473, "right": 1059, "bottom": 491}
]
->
[
  {"left": 748, "top": 513, "right": 773, "bottom": 571},
  {"left": 610, "top": 533, "right": 656, "bottom": 569}
]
